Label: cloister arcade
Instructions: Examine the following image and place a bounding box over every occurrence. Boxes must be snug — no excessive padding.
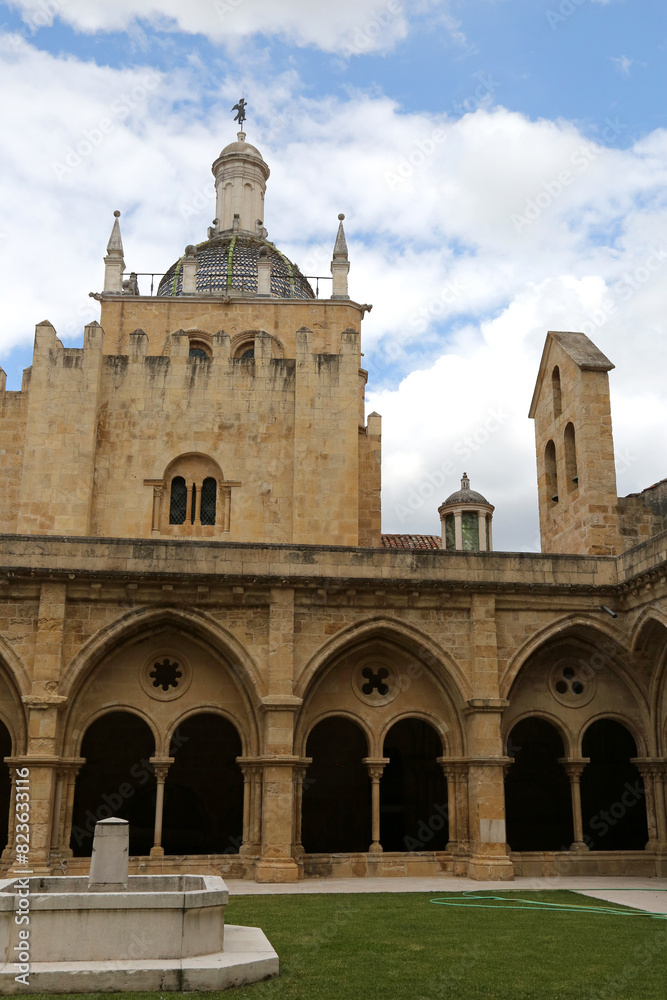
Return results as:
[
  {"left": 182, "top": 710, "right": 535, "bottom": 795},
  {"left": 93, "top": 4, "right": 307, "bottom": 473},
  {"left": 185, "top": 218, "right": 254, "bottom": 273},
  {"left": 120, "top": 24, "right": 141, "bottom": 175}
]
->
[{"left": 0, "top": 609, "right": 664, "bottom": 878}]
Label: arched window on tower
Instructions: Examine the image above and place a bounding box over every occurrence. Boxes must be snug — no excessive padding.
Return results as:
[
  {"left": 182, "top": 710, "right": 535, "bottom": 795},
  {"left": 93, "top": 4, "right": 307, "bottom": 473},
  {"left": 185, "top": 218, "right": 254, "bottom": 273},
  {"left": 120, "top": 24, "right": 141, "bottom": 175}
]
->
[
  {"left": 169, "top": 477, "right": 187, "bottom": 524},
  {"left": 158, "top": 455, "right": 232, "bottom": 535},
  {"left": 564, "top": 422, "right": 578, "bottom": 492},
  {"left": 552, "top": 366, "right": 562, "bottom": 418},
  {"left": 545, "top": 440, "right": 558, "bottom": 503}
]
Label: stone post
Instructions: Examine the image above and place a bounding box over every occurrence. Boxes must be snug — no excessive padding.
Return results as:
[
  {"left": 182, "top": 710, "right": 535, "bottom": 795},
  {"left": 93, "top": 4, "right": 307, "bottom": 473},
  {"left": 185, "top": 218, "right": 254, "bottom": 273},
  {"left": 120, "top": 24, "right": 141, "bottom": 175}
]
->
[
  {"left": 149, "top": 758, "right": 173, "bottom": 859},
  {"left": 363, "top": 758, "right": 389, "bottom": 853},
  {"left": 88, "top": 817, "right": 129, "bottom": 890},
  {"left": 181, "top": 245, "right": 198, "bottom": 294},
  {"left": 559, "top": 758, "right": 590, "bottom": 851},
  {"left": 257, "top": 247, "right": 272, "bottom": 295}
]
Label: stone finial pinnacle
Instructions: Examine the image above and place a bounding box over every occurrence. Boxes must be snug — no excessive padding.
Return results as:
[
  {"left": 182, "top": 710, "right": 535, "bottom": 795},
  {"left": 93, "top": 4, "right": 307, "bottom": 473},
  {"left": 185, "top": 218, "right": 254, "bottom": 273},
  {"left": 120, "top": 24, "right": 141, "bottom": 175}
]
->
[
  {"left": 461, "top": 473, "right": 470, "bottom": 490},
  {"left": 333, "top": 213, "right": 348, "bottom": 258},
  {"left": 106, "top": 211, "right": 124, "bottom": 256}
]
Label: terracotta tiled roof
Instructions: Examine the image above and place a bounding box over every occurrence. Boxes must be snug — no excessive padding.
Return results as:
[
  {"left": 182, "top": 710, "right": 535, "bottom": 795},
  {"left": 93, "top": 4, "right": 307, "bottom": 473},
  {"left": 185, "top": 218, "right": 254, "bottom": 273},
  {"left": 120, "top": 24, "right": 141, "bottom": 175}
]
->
[{"left": 381, "top": 534, "right": 442, "bottom": 550}]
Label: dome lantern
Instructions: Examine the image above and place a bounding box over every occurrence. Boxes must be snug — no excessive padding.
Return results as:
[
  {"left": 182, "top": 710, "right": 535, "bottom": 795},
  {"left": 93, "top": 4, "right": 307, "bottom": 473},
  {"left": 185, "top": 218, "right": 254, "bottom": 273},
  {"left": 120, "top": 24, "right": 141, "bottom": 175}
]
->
[
  {"left": 210, "top": 131, "right": 270, "bottom": 239},
  {"left": 438, "top": 473, "right": 495, "bottom": 552}
]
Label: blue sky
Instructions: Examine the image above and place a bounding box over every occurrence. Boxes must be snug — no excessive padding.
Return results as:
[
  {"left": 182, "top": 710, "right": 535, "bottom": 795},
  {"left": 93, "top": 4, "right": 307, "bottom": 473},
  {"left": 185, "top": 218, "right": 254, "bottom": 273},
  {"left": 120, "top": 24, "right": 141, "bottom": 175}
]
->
[{"left": 0, "top": 0, "right": 666, "bottom": 547}]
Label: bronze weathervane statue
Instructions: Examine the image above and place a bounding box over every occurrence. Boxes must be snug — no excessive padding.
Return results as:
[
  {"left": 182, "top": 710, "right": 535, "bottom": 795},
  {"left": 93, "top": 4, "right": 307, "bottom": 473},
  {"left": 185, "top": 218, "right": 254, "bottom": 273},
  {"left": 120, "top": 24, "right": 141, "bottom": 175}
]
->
[{"left": 232, "top": 98, "right": 247, "bottom": 128}]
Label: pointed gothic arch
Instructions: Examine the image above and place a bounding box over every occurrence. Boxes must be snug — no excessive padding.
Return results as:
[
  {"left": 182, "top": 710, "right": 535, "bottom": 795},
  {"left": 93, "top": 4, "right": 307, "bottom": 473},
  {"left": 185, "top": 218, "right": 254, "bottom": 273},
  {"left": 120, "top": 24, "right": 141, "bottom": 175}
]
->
[
  {"left": 501, "top": 616, "right": 638, "bottom": 703},
  {"left": 295, "top": 616, "right": 473, "bottom": 708},
  {"left": 59, "top": 605, "right": 265, "bottom": 713}
]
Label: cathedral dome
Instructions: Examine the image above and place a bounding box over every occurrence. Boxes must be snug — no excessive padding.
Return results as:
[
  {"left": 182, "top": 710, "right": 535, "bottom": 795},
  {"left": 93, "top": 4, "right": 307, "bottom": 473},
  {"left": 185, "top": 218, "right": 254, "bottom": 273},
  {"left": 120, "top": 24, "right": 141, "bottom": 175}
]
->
[{"left": 157, "top": 235, "right": 315, "bottom": 299}]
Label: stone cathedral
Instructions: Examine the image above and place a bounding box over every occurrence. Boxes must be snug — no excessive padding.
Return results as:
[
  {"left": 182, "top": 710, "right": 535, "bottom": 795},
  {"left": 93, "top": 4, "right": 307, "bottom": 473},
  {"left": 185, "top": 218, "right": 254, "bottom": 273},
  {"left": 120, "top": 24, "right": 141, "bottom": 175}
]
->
[{"left": 0, "top": 126, "right": 665, "bottom": 883}]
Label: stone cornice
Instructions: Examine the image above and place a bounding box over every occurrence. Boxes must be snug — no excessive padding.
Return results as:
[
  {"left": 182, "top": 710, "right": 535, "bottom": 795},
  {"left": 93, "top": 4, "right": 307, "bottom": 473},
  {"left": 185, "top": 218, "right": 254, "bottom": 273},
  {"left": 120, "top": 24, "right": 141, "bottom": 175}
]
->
[{"left": 0, "top": 531, "right": 662, "bottom": 599}]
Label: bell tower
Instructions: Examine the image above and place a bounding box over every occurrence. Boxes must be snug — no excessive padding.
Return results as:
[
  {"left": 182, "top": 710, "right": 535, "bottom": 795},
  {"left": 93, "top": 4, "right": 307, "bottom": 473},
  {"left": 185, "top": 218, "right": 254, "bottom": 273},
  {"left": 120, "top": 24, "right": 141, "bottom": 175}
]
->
[{"left": 529, "top": 330, "right": 621, "bottom": 556}]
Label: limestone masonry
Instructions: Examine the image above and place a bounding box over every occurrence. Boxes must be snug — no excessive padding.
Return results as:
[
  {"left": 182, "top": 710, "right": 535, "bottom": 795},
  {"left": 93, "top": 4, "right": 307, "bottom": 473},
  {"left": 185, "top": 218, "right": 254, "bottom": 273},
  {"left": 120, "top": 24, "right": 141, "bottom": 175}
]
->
[{"left": 0, "top": 129, "right": 664, "bottom": 883}]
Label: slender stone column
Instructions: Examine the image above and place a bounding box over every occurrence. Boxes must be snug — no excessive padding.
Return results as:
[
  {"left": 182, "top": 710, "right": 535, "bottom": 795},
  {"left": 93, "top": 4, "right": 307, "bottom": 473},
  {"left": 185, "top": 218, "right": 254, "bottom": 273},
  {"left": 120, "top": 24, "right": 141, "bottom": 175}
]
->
[
  {"left": 0, "top": 771, "right": 17, "bottom": 868},
  {"left": 477, "top": 512, "right": 487, "bottom": 551},
  {"left": 50, "top": 768, "right": 66, "bottom": 850},
  {"left": 454, "top": 511, "right": 463, "bottom": 550},
  {"left": 559, "top": 758, "right": 590, "bottom": 851},
  {"left": 438, "top": 759, "right": 457, "bottom": 852},
  {"left": 61, "top": 764, "right": 82, "bottom": 859},
  {"left": 654, "top": 764, "right": 667, "bottom": 846},
  {"left": 238, "top": 762, "right": 263, "bottom": 857},
  {"left": 291, "top": 762, "right": 311, "bottom": 859},
  {"left": 194, "top": 482, "right": 202, "bottom": 524},
  {"left": 455, "top": 763, "right": 470, "bottom": 851},
  {"left": 149, "top": 758, "right": 173, "bottom": 859},
  {"left": 151, "top": 484, "right": 163, "bottom": 534},
  {"left": 632, "top": 759, "right": 660, "bottom": 849},
  {"left": 363, "top": 758, "right": 389, "bottom": 854}
]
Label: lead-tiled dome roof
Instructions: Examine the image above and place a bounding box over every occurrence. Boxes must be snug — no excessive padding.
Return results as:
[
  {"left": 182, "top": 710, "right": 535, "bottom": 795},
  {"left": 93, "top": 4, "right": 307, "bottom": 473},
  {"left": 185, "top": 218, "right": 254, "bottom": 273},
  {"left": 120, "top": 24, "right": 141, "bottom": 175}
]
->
[{"left": 158, "top": 235, "right": 314, "bottom": 299}]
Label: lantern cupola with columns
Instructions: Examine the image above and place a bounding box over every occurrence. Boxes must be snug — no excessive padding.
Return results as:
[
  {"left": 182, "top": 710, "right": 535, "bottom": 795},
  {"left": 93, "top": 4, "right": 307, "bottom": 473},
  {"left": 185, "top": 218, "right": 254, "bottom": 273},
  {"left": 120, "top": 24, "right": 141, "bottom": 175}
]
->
[{"left": 438, "top": 473, "right": 494, "bottom": 551}]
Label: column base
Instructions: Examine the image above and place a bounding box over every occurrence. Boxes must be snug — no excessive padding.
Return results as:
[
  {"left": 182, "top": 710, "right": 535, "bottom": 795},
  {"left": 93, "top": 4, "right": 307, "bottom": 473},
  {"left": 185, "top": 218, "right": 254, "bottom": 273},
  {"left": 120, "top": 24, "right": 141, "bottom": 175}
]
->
[
  {"left": 8, "top": 860, "right": 53, "bottom": 877},
  {"left": 467, "top": 855, "right": 514, "bottom": 881},
  {"left": 655, "top": 851, "right": 667, "bottom": 877},
  {"left": 368, "top": 843, "right": 383, "bottom": 855},
  {"left": 255, "top": 858, "right": 300, "bottom": 883},
  {"left": 570, "top": 841, "right": 589, "bottom": 853},
  {"left": 149, "top": 846, "right": 165, "bottom": 859}
]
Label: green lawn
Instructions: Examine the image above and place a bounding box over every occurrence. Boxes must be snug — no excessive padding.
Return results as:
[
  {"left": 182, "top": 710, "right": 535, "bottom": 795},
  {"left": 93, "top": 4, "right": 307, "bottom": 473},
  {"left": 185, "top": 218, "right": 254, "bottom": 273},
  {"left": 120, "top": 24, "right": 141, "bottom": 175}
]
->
[
  {"left": 224, "top": 891, "right": 667, "bottom": 1000},
  {"left": 19, "top": 890, "right": 667, "bottom": 1000}
]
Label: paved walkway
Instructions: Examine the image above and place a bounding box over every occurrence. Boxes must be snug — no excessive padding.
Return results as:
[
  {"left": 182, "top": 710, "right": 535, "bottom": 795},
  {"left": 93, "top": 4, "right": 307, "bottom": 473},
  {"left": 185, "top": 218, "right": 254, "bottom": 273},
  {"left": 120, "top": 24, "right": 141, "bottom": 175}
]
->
[{"left": 226, "top": 876, "right": 667, "bottom": 915}]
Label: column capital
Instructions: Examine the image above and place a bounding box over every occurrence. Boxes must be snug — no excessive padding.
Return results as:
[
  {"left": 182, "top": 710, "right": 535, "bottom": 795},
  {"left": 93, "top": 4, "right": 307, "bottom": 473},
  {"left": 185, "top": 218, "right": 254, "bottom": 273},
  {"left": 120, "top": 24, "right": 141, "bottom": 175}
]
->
[
  {"left": 558, "top": 757, "right": 590, "bottom": 779},
  {"left": 631, "top": 757, "right": 667, "bottom": 777},
  {"left": 149, "top": 756, "right": 174, "bottom": 781},
  {"left": 363, "top": 757, "right": 389, "bottom": 781}
]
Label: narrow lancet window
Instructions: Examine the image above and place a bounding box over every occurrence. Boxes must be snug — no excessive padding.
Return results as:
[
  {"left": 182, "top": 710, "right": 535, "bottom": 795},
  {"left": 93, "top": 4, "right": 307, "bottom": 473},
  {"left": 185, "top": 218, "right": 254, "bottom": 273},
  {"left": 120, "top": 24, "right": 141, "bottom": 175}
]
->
[
  {"left": 564, "top": 422, "right": 578, "bottom": 491},
  {"left": 169, "top": 477, "right": 187, "bottom": 524},
  {"left": 545, "top": 440, "right": 558, "bottom": 503},
  {"left": 552, "top": 366, "right": 562, "bottom": 418},
  {"left": 201, "top": 478, "right": 217, "bottom": 525}
]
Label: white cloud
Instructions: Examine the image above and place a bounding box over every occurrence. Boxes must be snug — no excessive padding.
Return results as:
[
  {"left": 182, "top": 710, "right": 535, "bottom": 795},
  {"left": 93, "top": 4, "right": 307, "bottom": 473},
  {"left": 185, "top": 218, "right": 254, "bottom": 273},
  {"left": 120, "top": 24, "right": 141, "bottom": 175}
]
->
[
  {"left": 5, "top": 0, "right": 448, "bottom": 55},
  {"left": 610, "top": 55, "right": 638, "bottom": 77},
  {"left": 0, "top": 32, "right": 666, "bottom": 550}
]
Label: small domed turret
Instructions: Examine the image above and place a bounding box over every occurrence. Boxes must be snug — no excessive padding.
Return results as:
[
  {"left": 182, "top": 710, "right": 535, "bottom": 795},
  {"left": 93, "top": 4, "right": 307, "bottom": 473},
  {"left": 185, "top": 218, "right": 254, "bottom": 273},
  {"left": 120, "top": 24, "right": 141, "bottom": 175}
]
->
[{"left": 438, "top": 473, "right": 494, "bottom": 552}]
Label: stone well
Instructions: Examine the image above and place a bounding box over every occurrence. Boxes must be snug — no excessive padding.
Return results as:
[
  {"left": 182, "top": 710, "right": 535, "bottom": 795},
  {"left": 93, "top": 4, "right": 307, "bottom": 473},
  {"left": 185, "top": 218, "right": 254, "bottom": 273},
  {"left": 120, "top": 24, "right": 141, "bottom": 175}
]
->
[{"left": 0, "top": 818, "right": 278, "bottom": 993}]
